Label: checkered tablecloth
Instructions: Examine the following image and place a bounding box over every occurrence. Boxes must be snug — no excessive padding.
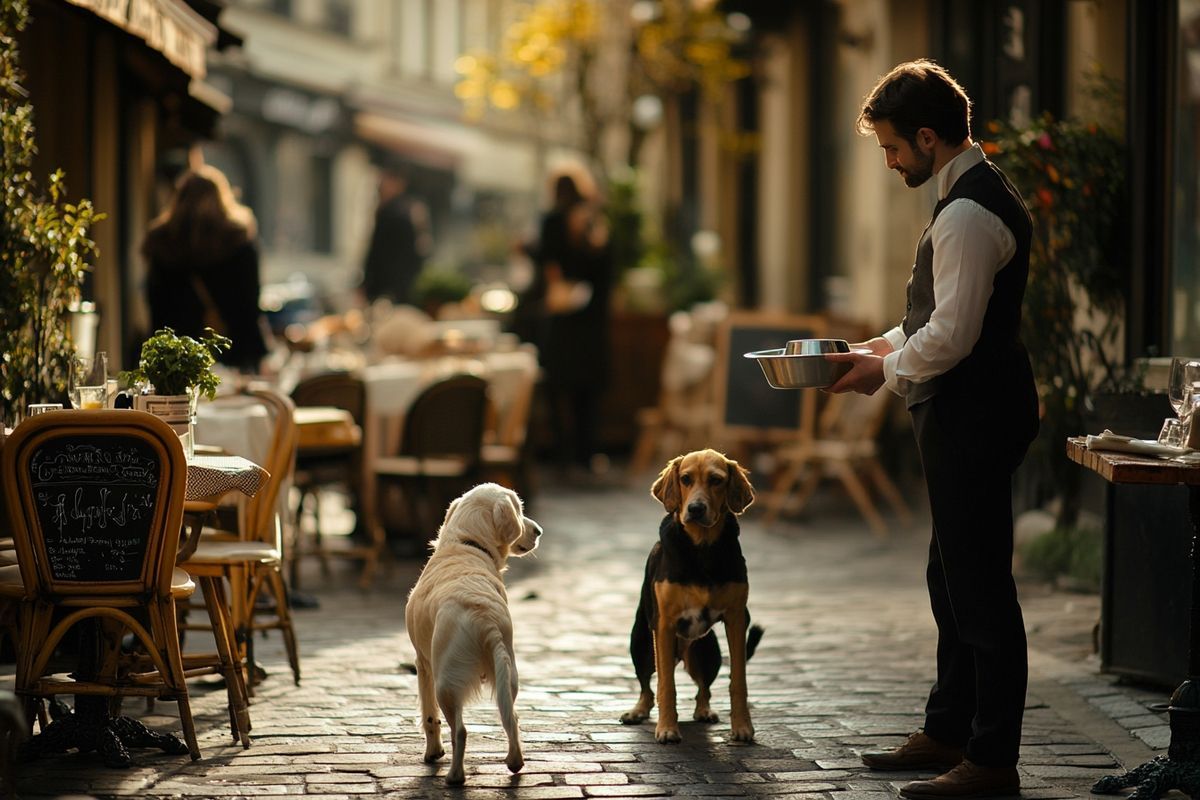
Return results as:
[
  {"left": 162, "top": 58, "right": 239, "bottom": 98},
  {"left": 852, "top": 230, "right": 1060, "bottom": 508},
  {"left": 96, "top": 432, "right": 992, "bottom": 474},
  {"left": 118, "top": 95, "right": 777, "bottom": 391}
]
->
[{"left": 186, "top": 455, "right": 269, "bottom": 501}]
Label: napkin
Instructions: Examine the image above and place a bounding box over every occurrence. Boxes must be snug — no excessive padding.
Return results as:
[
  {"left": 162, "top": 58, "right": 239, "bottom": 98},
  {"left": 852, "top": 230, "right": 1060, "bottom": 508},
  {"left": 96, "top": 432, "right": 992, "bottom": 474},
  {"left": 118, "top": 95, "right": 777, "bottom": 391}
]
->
[{"left": 1085, "top": 429, "right": 1200, "bottom": 462}]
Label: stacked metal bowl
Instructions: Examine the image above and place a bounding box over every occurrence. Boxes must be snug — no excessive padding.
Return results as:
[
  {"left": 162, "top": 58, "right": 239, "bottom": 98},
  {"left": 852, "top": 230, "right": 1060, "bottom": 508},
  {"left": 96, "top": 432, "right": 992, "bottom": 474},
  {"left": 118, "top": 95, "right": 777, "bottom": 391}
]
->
[{"left": 745, "top": 338, "right": 858, "bottom": 389}]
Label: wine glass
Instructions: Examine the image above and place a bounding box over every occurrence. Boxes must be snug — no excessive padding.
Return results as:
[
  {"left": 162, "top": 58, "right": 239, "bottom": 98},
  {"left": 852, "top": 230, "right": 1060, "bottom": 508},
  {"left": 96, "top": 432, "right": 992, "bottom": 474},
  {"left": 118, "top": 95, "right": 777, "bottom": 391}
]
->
[
  {"left": 1168, "top": 359, "right": 1200, "bottom": 416},
  {"left": 69, "top": 351, "right": 108, "bottom": 409}
]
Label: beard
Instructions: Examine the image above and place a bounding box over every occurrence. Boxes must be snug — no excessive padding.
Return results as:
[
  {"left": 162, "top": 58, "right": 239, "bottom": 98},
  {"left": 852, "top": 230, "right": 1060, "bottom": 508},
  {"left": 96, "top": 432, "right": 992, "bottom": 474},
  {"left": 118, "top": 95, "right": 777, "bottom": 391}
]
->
[{"left": 900, "top": 148, "right": 935, "bottom": 187}]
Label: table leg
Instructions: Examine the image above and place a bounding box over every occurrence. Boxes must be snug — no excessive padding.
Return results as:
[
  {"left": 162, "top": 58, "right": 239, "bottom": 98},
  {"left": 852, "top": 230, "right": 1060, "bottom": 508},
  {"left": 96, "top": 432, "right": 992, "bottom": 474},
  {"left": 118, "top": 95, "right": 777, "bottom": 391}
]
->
[
  {"left": 18, "top": 621, "right": 189, "bottom": 768},
  {"left": 19, "top": 696, "right": 188, "bottom": 768},
  {"left": 1093, "top": 485, "right": 1200, "bottom": 799}
]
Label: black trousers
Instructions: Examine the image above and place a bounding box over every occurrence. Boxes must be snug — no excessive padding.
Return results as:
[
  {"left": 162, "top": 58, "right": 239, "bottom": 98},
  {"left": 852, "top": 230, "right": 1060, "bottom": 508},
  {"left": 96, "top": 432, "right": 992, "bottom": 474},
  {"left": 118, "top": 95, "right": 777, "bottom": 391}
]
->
[{"left": 910, "top": 391, "right": 1036, "bottom": 768}]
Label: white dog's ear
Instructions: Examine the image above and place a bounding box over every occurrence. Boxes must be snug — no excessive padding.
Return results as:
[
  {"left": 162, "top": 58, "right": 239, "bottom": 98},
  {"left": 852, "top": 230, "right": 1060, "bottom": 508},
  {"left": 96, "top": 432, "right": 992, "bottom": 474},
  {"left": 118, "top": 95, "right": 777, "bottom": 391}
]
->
[
  {"left": 441, "top": 497, "right": 461, "bottom": 528},
  {"left": 493, "top": 493, "right": 523, "bottom": 544}
]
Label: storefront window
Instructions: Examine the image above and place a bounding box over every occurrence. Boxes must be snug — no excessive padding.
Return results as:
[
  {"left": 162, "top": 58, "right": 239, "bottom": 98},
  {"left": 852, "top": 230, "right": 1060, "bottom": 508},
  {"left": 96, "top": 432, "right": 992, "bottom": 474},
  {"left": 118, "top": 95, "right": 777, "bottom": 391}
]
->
[{"left": 1173, "top": 0, "right": 1200, "bottom": 355}]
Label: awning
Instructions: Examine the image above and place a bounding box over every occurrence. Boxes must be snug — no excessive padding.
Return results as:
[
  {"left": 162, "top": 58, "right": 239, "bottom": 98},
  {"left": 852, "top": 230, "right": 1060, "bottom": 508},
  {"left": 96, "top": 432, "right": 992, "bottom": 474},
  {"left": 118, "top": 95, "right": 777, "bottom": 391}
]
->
[
  {"left": 65, "top": 0, "right": 217, "bottom": 80},
  {"left": 353, "top": 112, "right": 466, "bottom": 171}
]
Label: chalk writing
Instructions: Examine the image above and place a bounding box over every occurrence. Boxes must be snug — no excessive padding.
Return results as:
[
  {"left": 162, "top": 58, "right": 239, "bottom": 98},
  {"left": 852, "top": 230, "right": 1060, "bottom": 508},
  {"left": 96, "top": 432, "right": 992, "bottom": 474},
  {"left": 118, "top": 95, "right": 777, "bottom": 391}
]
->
[{"left": 27, "top": 436, "right": 160, "bottom": 582}]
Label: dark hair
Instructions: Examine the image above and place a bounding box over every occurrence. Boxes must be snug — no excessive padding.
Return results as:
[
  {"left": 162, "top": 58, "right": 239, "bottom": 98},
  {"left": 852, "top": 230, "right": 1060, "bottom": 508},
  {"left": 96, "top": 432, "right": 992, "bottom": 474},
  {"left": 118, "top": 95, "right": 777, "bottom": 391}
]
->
[
  {"left": 142, "top": 165, "right": 256, "bottom": 265},
  {"left": 856, "top": 59, "right": 972, "bottom": 146}
]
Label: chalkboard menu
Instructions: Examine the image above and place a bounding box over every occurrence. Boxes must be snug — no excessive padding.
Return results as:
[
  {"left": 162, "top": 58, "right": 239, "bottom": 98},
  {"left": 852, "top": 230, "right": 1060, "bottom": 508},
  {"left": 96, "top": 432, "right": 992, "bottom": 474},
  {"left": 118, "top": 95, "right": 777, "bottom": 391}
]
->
[
  {"left": 28, "top": 436, "right": 160, "bottom": 582},
  {"left": 715, "top": 312, "right": 828, "bottom": 441}
]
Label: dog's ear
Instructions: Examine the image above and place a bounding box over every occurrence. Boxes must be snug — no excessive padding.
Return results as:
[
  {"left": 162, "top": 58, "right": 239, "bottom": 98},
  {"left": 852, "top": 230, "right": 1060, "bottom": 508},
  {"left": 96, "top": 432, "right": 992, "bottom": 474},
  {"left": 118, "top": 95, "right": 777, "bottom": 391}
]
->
[
  {"left": 725, "top": 458, "right": 755, "bottom": 514},
  {"left": 441, "top": 497, "right": 460, "bottom": 528},
  {"left": 493, "top": 492, "right": 523, "bottom": 544},
  {"left": 651, "top": 457, "right": 682, "bottom": 513}
]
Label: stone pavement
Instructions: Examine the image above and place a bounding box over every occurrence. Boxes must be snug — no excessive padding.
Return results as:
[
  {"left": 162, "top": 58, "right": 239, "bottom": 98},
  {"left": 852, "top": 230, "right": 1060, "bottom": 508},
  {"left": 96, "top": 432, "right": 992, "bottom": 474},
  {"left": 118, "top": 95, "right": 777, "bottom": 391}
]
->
[{"left": 7, "top": 473, "right": 1173, "bottom": 799}]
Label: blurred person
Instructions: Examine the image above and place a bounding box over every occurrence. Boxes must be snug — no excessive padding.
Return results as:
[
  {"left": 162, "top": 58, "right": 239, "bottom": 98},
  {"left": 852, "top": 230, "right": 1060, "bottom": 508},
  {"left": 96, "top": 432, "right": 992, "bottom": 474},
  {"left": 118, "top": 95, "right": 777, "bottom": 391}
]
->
[
  {"left": 143, "top": 164, "right": 270, "bottom": 373},
  {"left": 529, "top": 164, "right": 614, "bottom": 473},
  {"left": 359, "top": 166, "right": 431, "bottom": 306},
  {"left": 825, "top": 60, "right": 1039, "bottom": 800}
]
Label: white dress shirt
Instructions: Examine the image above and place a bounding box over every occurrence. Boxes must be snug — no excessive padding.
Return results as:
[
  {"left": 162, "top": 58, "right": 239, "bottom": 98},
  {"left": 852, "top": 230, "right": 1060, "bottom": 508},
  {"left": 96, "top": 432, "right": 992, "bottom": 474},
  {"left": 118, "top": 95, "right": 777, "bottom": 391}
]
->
[{"left": 880, "top": 144, "right": 1017, "bottom": 396}]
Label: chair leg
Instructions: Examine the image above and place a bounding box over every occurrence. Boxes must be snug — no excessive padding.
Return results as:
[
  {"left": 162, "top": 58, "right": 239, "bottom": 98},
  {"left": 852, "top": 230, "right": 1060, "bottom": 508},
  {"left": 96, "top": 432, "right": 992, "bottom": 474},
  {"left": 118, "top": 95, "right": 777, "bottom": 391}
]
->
[
  {"left": 266, "top": 570, "right": 301, "bottom": 685},
  {"left": 764, "top": 458, "right": 807, "bottom": 526},
  {"left": 831, "top": 462, "right": 887, "bottom": 536},
  {"left": 157, "top": 602, "right": 201, "bottom": 761},
  {"left": 200, "top": 577, "right": 252, "bottom": 747},
  {"left": 865, "top": 458, "right": 914, "bottom": 524},
  {"left": 358, "top": 524, "right": 385, "bottom": 590}
]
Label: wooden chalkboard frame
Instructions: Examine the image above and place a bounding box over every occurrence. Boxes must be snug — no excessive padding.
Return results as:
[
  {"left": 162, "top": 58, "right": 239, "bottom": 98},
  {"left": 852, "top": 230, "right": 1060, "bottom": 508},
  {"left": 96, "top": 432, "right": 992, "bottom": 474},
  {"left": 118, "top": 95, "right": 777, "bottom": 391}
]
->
[
  {"left": 712, "top": 311, "right": 830, "bottom": 446},
  {"left": 2, "top": 410, "right": 187, "bottom": 596}
]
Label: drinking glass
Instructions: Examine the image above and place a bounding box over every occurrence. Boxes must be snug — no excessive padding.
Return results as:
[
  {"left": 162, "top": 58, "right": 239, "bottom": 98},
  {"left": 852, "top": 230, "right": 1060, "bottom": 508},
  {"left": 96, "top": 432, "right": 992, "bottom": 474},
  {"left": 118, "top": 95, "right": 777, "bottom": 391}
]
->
[
  {"left": 1160, "top": 417, "right": 1186, "bottom": 447},
  {"left": 69, "top": 351, "right": 108, "bottom": 409},
  {"left": 1168, "top": 359, "right": 1200, "bottom": 417}
]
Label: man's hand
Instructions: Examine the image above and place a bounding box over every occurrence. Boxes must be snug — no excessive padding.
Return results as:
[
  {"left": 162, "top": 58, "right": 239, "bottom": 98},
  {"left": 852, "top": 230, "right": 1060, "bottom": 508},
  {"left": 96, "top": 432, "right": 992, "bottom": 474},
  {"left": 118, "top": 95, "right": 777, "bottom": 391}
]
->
[
  {"left": 824, "top": 351, "right": 886, "bottom": 395},
  {"left": 850, "top": 336, "right": 894, "bottom": 357}
]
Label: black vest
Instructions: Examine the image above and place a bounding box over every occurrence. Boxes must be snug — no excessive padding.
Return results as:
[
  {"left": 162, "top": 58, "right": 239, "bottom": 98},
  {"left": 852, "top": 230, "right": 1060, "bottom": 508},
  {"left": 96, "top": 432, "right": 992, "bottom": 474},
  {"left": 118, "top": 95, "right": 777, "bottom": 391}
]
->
[{"left": 900, "top": 159, "right": 1034, "bottom": 409}]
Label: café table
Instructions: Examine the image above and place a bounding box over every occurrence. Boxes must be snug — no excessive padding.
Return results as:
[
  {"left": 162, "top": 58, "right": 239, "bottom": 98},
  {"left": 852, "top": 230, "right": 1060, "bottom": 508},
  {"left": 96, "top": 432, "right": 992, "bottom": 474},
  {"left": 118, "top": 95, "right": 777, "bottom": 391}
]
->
[
  {"left": 16, "top": 450, "right": 267, "bottom": 767},
  {"left": 1067, "top": 437, "right": 1200, "bottom": 799}
]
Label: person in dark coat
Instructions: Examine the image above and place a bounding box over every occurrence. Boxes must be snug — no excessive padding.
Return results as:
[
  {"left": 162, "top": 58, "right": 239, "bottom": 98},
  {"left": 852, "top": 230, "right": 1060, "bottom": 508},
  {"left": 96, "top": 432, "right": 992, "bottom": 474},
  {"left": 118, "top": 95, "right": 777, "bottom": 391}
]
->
[
  {"left": 530, "top": 165, "right": 614, "bottom": 472},
  {"left": 826, "top": 60, "right": 1039, "bottom": 800},
  {"left": 143, "top": 165, "right": 270, "bottom": 373},
  {"left": 359, "top": 168, "right": 431, "bottom": 306}
]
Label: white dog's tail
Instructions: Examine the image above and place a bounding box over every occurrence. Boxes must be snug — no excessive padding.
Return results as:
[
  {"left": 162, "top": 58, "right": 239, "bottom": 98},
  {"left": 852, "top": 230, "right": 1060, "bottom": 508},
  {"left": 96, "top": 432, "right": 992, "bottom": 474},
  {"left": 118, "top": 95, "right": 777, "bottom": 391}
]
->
[{"left": 489, "top": 633, "right": 518, "bottom": 732}]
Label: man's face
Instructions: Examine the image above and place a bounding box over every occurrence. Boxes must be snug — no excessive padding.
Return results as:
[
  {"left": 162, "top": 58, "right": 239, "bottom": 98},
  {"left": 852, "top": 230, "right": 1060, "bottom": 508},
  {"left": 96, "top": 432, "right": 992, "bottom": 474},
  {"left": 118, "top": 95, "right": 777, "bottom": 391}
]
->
[{"left": 873, "top": 120, "right": 935, "bottom": 188}]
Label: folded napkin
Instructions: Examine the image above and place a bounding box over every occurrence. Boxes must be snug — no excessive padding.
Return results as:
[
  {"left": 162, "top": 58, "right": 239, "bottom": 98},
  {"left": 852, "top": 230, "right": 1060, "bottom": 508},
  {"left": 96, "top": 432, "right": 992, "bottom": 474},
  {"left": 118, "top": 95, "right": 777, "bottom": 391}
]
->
[{"left": 1085, "top": 429, "right": 1200, "bottom": 462}]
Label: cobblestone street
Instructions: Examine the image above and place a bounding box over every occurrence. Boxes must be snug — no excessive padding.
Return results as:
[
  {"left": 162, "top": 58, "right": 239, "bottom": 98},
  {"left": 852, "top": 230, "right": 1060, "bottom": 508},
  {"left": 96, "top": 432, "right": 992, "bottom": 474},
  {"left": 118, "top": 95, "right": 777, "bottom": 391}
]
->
[{"left": 9, "top": 474, "right": 1170, "bottom": 799}]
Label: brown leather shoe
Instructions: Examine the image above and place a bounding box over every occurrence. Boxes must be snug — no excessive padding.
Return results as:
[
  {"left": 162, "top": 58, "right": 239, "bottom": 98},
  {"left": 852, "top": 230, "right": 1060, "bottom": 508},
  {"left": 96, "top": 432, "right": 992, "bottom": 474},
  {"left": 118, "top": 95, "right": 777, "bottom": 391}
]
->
[
  {"left": 899, "top": 759, "right": 1020, "bottom": 799},
  {"left": 861, "top": 731, "right": 964, "bottom": 772}
]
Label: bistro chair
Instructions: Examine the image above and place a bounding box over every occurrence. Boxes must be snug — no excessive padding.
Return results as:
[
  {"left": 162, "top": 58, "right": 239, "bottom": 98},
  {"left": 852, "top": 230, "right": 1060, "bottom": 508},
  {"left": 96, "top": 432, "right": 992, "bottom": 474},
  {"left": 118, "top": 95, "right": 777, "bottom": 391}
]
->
[
  {"left": 0, "top": 410, "right": 210, "bottom": 760},
  {"left": 762, "top": 389, "right": 913, "bottom": 534},
  {"left": 181, "top": 387, "right": 301, "bottom": 691},
  {"left": 480, "top": 348, "right": 541, "bottom": 501},
  {"left": 374, "top": 373, "right": 488, "bottom": 546},
  {"left": 288, "top": 371, "right": 381, "bottom": 588}
]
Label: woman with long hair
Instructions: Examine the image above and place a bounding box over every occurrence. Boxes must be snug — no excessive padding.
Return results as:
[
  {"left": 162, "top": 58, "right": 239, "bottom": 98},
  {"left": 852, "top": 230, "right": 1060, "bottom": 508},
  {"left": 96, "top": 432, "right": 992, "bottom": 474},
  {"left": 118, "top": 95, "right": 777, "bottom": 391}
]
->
[
  {"left": 530, "top": 162, "right": 614, "bottom": 473},
  {"left": 143, "top": 164, "right": 270, "bottom": 372}
]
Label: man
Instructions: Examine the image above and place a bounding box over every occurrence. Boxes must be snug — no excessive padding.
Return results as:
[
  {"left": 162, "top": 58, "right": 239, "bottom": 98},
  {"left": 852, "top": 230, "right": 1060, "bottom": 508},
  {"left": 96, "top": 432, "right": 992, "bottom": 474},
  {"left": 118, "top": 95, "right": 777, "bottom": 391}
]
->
[
  {"left": 359, "top": 166, "right": 431, "bottom": 306},
  {"left": 826, "top": 60, "right": 1039, "bottom": 800}
]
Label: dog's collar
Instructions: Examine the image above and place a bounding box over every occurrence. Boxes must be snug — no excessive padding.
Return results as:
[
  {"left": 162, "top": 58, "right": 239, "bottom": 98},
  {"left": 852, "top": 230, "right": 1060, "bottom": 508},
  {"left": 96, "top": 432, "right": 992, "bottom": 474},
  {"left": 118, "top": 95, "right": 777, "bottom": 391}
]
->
[{"left": 460, "top": 539, "right": 493, "bottom": 558}]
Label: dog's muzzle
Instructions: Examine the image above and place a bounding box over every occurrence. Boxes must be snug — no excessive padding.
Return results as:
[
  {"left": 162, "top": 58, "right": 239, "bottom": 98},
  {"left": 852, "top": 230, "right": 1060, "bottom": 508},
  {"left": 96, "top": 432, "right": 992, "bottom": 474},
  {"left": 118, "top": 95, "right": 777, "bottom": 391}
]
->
[{"left": 685, "top": 501, "right": 710, "bottom": 525}]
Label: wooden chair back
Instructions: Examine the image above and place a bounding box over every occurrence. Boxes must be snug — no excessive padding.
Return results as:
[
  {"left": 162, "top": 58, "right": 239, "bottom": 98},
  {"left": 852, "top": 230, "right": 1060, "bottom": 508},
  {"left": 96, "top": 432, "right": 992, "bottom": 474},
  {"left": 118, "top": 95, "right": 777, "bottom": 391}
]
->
[
  {"left": 399, "top": 374, "right": 488, "bottom": 466},
  {"left": 1, "top": 410, "right": 186, "bottom": 601},
  {"left": 290, "top": 372, "right": 367, "bottom": 428},
  {"left": 242, "top": 386, "right": 298, "bottom": 546},
  {"left": 816, "top": 390, "right": 894, "bottom": 447}
]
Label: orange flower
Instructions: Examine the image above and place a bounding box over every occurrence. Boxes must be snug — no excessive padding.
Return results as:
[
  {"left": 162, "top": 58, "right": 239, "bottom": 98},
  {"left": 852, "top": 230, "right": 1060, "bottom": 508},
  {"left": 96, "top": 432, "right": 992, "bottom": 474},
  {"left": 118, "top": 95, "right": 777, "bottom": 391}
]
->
[
  {"left": 986, "top": 120, "right": 1001, "bottom": 134},
  {"left": 982, "top": 141, "right": 1001, "bottom": 155},
  {"left": 1046, "top": 164, "right": 1060, "bottom": 183},
  {"left": 1036, "top": 187, "right": 1054, "bottom": 208}
]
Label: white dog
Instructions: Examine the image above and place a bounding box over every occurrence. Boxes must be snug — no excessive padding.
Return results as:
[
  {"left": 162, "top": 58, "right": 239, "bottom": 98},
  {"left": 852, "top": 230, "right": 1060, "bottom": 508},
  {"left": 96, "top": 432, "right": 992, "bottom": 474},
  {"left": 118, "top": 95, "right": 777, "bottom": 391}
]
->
[{"left": 404, "top": 483, "right": 543, "bottom": 785}]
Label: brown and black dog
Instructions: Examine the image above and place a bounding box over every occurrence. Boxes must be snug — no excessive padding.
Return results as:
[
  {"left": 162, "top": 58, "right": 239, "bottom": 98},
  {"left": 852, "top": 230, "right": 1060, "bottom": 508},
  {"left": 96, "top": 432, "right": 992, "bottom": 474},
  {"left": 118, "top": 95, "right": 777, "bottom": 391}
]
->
[{"left": 619, "top": 449, "right": 763, "bottom": 744}]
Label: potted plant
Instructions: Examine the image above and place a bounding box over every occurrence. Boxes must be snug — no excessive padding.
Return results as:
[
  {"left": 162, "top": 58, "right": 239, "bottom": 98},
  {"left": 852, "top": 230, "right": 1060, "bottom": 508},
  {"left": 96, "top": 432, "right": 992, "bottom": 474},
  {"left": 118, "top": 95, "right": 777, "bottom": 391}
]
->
[
  {"left": 0, "top": 1, "right": 104, "bottom": 422},
  {"left": 121, "top": 327, "right": 230, "bottom": 455},
  {"left": 984, "top": 79, "right": 1132, "bottom": 529}
]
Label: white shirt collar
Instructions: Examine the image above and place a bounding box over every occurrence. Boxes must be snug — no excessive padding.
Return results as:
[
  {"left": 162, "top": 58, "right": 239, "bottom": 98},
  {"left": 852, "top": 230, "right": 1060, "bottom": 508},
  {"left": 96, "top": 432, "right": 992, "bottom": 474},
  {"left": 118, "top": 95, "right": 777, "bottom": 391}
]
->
[{"left": 936, "top": 142, "right": 985, "bottom": 200}]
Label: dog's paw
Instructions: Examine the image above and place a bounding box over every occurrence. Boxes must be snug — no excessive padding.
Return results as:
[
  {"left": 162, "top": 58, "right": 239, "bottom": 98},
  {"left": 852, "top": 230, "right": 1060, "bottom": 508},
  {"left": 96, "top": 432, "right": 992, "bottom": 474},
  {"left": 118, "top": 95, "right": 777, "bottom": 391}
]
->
[
  {"left": 729, "top": 723, "right": 755, "bottom": 743},
  {"left": 445, "top": 768, "right": 466, "bottom": 786},
  {"left": 655, "top": 725, "right": 682, "bottom": 744},
  {"left": 693, "top": 708, "right": 719, "bottom": 724},
  {"left": 506, "top": 753, "right": 524, "bottom": 773},
  {"left": 619, "top": 709, "right": 649, "bottom": 725},
  {"left": 423, "top": 746, "right": 445, "bottom": 763}
]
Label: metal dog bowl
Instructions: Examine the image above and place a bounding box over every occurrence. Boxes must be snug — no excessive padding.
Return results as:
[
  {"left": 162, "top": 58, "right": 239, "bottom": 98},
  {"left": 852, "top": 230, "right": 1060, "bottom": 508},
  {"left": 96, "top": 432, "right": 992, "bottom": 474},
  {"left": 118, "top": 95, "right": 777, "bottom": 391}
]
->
[
  {"left": 785, "top": 338, "right": 851, "bottom": 356},
  {"left": 745, "top": 339, "right": 861, "bottom": 389}
]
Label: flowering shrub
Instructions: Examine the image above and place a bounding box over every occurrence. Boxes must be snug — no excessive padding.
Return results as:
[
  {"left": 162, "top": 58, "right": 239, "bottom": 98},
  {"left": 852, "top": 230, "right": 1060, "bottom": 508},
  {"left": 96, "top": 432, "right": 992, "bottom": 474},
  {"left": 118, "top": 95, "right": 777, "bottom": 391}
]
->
[{"left": 984, "top": 112, "right": 1129, "bottom": 524}]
